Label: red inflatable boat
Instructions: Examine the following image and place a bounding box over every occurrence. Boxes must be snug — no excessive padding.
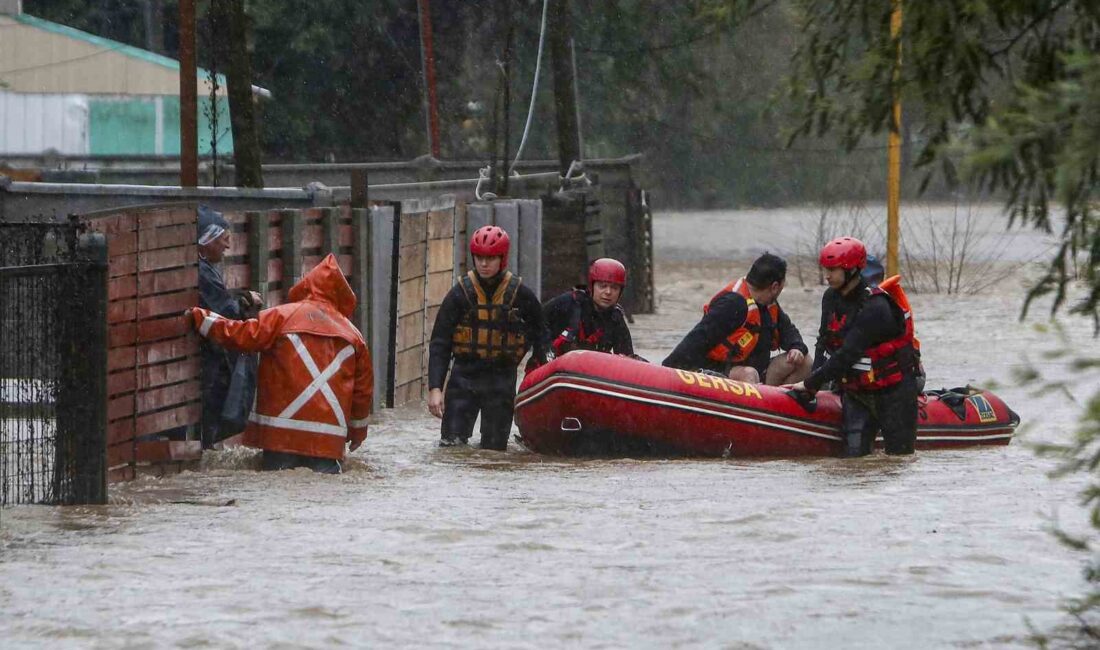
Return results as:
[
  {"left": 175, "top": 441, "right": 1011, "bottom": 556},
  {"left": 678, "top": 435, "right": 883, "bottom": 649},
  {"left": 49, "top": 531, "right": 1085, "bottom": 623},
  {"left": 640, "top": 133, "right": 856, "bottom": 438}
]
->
[{"left": 514, "top": 351, "right": 1019, "bottom": 457}]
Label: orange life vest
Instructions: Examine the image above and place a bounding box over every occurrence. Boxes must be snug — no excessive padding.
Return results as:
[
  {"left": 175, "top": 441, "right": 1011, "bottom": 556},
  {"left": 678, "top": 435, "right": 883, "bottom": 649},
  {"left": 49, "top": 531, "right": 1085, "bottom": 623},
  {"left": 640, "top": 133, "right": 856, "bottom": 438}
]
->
[
  {"left": 821, "top": 284, "right": 915, "bottom": 390},
  {"left": 878, "top": 275, "right": 921, "bottom": 352},
  {"left": 701, "top": 278, "right": 781, "bottom": 365}
]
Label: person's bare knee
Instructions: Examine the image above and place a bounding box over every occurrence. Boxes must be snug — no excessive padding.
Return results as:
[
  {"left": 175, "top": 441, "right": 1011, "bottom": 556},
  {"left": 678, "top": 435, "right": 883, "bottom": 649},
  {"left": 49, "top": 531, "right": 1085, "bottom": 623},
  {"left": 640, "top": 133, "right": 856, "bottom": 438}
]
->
[
  {"left": 765, "top": 353, "right": 813, "bottom": 385},
  {"left": 728, "top": 366, "right": 760, "bottom": 383},
  {"left": 790, "top": 353, "right": 812, "bottom": 383},
  {"left": 764, "top": 355, "right": 793, "bottom": 385}
]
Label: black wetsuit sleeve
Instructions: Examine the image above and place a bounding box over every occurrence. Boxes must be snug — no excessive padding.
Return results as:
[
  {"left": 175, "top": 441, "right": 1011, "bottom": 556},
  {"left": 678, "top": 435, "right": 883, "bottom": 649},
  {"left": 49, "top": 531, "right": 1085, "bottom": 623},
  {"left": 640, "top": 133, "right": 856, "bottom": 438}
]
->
[
  {"left": 542, "top": 292, "right": 574, "bottom": 340},
  {"left": 811, "top": 291, "right": 832, "bottom": 373},
  {"left": 776, "top": 307, "right": 808, "bottom": 355},
  {"left": 427, "top": 285, "right": 468, "bottom": 390},
  {"left": 516, "top": 285, "right": 549, "bottom": 363},
  {"left": 662, "top": 293, "right": 747, "bottom": 370},
  {"left": 611, "top": 309, "right": 635, "bottom": 356},
  {"left": 199, "top": 260, "right": 242, "bottom": 319},
  {"left": 804, "top": 295, "right": 899, "bottom": 392}
]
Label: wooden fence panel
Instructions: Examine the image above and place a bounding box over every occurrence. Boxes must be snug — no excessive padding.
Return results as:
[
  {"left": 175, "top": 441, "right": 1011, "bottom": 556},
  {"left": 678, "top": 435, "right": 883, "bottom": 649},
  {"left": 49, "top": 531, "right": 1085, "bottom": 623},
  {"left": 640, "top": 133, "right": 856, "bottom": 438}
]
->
[
  {"left": 385, "top": 196, "right": 457, "bottom": 407},
  {"left": 85, "top": 206, "right": 203, "bottom": 481},
  {"left": 393, "top": 199, "right": 429, "bottom": 406}
]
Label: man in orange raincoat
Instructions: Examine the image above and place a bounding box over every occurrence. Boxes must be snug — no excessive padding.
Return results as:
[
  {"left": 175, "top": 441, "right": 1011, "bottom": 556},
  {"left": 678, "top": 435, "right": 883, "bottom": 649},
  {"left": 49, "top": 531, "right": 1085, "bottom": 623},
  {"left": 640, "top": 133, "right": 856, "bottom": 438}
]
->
[{"left": 186, "top": 253, "right": 373, "bottom": 473}]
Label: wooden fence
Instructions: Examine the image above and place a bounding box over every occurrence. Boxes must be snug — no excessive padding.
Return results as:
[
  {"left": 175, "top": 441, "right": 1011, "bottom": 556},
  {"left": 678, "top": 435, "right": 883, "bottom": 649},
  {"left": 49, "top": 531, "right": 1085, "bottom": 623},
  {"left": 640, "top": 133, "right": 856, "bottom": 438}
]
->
[
  {"left": 76, "top": 195, "right": 555, "bottom": 479},
  {"left": 87, "top": 207, "right": 203, "bottom": 482}
]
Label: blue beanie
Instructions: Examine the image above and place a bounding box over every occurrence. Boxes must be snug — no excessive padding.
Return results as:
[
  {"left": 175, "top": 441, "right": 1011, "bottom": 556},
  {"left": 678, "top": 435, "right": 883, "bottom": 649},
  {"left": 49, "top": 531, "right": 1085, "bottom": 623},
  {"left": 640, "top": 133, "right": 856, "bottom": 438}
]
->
[{"left": 197, "top": 205, "right": 229, "bottom": 246}]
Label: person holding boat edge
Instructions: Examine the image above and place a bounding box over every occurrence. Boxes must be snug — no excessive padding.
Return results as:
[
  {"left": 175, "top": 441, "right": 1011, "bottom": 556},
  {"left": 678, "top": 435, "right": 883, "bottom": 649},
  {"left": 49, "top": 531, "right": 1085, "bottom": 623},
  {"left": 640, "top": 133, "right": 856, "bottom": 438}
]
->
[
  {"left": 662, "top": 253, "right": 810, "bottom": 384},
  {"left": 427, "top": 226, "right": 549, "bottom": 450},
  {"left": 784, "top": 237, "right": 920, "bottom": 457}
]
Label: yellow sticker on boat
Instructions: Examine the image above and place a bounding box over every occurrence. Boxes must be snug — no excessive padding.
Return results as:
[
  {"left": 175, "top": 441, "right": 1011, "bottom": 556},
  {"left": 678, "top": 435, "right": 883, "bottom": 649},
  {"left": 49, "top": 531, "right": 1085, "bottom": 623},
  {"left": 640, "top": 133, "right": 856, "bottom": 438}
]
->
[
  {"left": 674, "top": 369, "right": 762, "bottom": 399},
  {"left": 968, "top": 394, "right": 997, "bottom": 423}
]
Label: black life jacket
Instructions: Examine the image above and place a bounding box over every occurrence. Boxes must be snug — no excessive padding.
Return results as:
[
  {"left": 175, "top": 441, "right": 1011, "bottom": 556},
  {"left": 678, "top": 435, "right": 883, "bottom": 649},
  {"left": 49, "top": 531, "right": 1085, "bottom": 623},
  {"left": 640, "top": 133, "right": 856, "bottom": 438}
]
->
[
  {"left": 452, "top": 270, "right": 528, "bottom": 364},
  {"left": 553, "top": 288, "right": 623, "bottom": 354}
]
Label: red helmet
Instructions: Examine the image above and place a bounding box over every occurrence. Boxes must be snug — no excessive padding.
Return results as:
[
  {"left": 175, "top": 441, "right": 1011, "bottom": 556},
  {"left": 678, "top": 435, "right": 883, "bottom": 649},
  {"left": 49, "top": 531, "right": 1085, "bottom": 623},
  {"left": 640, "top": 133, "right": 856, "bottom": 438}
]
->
[
  {"left": 819, "top": 237, "right": 867, "bottom": 270},
  {"left": 470, "top": 225, "right": 510, "bottom": 263},
  {"left": 589, "top": 258, "right": 626, "bottom": 289}
]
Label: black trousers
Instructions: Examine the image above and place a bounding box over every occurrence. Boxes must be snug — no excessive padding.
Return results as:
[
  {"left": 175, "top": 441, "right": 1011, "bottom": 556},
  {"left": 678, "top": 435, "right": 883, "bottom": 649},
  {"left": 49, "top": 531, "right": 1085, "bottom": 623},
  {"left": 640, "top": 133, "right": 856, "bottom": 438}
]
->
[
  {"left": 840, "top": 374, "right": 919, "bottom": 457},
  {"left": 261, "top": 450, "right": 341, "bottom": 474},
  {"left": 441, "top": 362, "right": 517, "bottom": 450},
  {"left": 200, "top": 344, "right": 233, "bottom": 449}
]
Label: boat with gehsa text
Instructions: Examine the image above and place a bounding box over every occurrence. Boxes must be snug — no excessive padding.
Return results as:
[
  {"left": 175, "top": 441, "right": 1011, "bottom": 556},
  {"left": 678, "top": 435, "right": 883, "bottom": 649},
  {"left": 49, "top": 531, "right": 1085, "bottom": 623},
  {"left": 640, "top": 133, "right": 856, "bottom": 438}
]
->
[{"left": 514, "top": 351, "right": 1019, "bottom": 457}]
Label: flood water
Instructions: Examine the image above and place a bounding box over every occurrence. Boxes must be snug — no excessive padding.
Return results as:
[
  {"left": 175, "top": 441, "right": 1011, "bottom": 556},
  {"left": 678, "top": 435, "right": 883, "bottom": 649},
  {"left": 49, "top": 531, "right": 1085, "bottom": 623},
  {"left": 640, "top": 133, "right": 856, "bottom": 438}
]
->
[{"left": 1, "top": 207, "right": 1097, "bottom": 648}]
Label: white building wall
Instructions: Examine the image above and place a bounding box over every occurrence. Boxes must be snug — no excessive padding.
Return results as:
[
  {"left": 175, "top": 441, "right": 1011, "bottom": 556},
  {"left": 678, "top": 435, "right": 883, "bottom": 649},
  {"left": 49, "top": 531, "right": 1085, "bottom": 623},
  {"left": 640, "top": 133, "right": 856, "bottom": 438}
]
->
[{"left": 0, "top": 90, "right": 89, "bottom": 155}]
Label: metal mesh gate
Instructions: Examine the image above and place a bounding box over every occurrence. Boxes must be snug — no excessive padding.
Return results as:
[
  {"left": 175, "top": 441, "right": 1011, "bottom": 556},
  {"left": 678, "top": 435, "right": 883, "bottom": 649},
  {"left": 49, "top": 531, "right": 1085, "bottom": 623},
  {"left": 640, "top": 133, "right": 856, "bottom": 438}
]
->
[{"left": 0, "top": 221, "right": 108, "bottom": 506}]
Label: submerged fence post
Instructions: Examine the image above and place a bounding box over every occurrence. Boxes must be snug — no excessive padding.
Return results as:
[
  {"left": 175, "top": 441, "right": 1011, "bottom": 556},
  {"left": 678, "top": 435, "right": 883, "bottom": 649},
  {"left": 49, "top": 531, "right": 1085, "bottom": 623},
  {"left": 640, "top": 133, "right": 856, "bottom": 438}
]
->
[
  {"left": 74, "top": 232, "right": 109, "bottom": 504},
  {"left": 280, "top": 209, "right": 302, "bottom": 298},
  {"left": 321, "top": 207, "right": 339, "bottom": 257},
  {"left": 351, "top": 207, "right": 371, "bottom": 350},
  {"left": 246, "top": 210, "right": 269, "bottom": 299}
]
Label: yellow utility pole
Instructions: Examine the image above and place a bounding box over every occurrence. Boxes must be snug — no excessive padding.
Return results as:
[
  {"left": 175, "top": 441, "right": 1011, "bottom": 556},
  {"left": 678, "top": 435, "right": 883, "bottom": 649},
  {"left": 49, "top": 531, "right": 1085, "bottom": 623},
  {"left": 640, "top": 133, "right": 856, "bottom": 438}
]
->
[{"left": 886, "top": 0, "right": 903, "bottom": 276}]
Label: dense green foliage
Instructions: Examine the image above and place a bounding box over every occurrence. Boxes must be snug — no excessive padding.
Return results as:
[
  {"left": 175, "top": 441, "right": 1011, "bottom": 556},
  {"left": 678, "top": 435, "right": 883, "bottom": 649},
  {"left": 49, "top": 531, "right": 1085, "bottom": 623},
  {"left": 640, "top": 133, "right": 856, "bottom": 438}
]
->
[
  {"left": 785, "top": 0, "right": 1099, "bottom": 322},
  {"left": 22, "top": 0, "right": 901, "bottom": 206},
  {"left": 779, "top": 0, "right": 1100, "bottom": 641}
]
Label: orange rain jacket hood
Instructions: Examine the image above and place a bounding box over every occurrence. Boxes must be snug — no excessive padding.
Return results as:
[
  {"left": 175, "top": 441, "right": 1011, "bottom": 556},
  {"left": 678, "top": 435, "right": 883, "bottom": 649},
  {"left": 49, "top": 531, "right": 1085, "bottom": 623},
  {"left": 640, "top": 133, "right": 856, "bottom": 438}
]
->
[{"left": 189, "top": 254, "right": 373, "bottom": 460}]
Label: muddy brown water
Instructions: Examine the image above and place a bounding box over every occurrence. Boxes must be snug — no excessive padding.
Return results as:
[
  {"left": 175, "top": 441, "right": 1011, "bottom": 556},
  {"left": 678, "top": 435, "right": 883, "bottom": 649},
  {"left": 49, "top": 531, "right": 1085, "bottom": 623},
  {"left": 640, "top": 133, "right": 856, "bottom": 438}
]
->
[{"left": 1, "top": 207, "right": 1096, "bottom": 648}]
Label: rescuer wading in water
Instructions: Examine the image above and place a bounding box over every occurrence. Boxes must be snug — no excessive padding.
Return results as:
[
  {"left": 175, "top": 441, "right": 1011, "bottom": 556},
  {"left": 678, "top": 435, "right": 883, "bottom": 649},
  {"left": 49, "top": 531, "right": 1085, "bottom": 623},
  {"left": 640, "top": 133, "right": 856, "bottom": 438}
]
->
[
  {"left": 187, "top": 254, "right": 373, "bottom": 473},
  {"left": 784, "top": 237, "right": 920, "bottom": 457},
  {"left": 427, "top": 225, "right": 549, "bottom": 450}
]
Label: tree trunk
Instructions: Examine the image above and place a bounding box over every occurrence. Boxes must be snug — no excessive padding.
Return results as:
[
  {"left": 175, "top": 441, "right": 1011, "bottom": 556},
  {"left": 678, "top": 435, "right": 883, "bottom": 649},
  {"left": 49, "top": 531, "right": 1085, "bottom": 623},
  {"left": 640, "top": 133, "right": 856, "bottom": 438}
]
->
[
  {"left": 222, "top": 0, "right": 264, "bottom": 188},
  {"left": 143, "top": 0, "right": 165, "bottom": 54},
  {"left": 548, "top": 0, "right": 580, "bottom": 175}
]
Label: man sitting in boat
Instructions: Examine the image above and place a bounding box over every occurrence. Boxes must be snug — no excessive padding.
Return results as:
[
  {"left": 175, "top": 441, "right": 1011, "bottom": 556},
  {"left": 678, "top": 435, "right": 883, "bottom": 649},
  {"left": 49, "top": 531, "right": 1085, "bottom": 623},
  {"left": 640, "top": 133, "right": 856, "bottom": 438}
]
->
[
  {"left": 662, "top": 253, "right": 811, "bottom": 384},
  {"left": 784, "top": 237, "right": 920, "bottom": 457},
  {"left": 427, "top": 225, "right": 549, "bottom": 450},
  {"left": 542, "top": 258, "right": 641, "bottom": 360}
]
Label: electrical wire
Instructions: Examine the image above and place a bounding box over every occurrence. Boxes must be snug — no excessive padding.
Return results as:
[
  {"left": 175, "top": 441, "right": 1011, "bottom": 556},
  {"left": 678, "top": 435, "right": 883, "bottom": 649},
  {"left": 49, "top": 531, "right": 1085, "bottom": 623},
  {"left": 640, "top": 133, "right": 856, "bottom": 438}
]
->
[{"left": 509, "top": 0, "right": 550, "bottom": 175}]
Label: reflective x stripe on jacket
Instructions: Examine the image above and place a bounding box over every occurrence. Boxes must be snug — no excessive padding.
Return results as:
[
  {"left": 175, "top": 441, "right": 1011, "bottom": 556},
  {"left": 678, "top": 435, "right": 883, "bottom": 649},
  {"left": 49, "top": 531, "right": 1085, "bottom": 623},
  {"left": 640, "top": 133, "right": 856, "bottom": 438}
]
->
[{"left": 194, "top": 309, "right": 373, "bottom": 459}]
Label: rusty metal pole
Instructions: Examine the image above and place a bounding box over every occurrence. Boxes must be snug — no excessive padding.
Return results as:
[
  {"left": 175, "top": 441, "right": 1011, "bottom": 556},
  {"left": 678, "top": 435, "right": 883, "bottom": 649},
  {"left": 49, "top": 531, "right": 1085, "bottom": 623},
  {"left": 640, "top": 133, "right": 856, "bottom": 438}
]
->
[
  {"left": 179, "top": 0, "right": 198, "bottom": 187},
  {"left": 417, "top": 0, "right": 442, "bottom": 159},
  {"left": 886, "top": 0, "right": 903, "bottom": 277}
]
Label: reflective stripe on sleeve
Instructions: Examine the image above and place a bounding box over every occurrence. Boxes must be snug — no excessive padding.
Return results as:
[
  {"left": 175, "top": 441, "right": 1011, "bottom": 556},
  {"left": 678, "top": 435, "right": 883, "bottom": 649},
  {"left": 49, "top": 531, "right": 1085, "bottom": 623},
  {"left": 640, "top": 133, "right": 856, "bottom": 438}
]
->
[{"left": 199, "top": 313, "right": 222, "bottom": 337}]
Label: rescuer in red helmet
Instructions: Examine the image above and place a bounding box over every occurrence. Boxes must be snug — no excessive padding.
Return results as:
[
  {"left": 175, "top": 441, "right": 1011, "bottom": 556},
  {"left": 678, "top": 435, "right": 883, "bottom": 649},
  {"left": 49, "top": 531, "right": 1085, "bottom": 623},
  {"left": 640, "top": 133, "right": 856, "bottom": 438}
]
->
[
  {"left": 542, "top": 258, "right": 642, "bottom": 359},
  {"left": 426, "top": 225, "right": 549, "bottom": 450},
  {"left": 784, "top": 237, "right": 920, "bottom": 457},
  {"left": 662, "top": 253, "right": 810, "bottom": 385}
]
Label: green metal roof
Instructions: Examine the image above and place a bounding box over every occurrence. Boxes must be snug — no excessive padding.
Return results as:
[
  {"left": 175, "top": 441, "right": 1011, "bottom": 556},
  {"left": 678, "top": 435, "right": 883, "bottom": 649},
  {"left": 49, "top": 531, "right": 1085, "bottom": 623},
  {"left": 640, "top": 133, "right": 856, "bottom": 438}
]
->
[{"left": 14, "top": 13, "right": 228, "bottom": 87}]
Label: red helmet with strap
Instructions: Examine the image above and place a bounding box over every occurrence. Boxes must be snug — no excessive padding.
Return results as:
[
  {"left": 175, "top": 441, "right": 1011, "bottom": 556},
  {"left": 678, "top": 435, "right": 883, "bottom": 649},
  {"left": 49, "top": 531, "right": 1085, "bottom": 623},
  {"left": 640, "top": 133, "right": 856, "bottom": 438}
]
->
[
  {"left": 470, "top": 225, "right": 510, "bottom": 264},
  {"left": 588, "top": 258, "right": 626, "bottom": 290},
  {"left": 819, "top": 237, "right": 867, "bottom": 270}
]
